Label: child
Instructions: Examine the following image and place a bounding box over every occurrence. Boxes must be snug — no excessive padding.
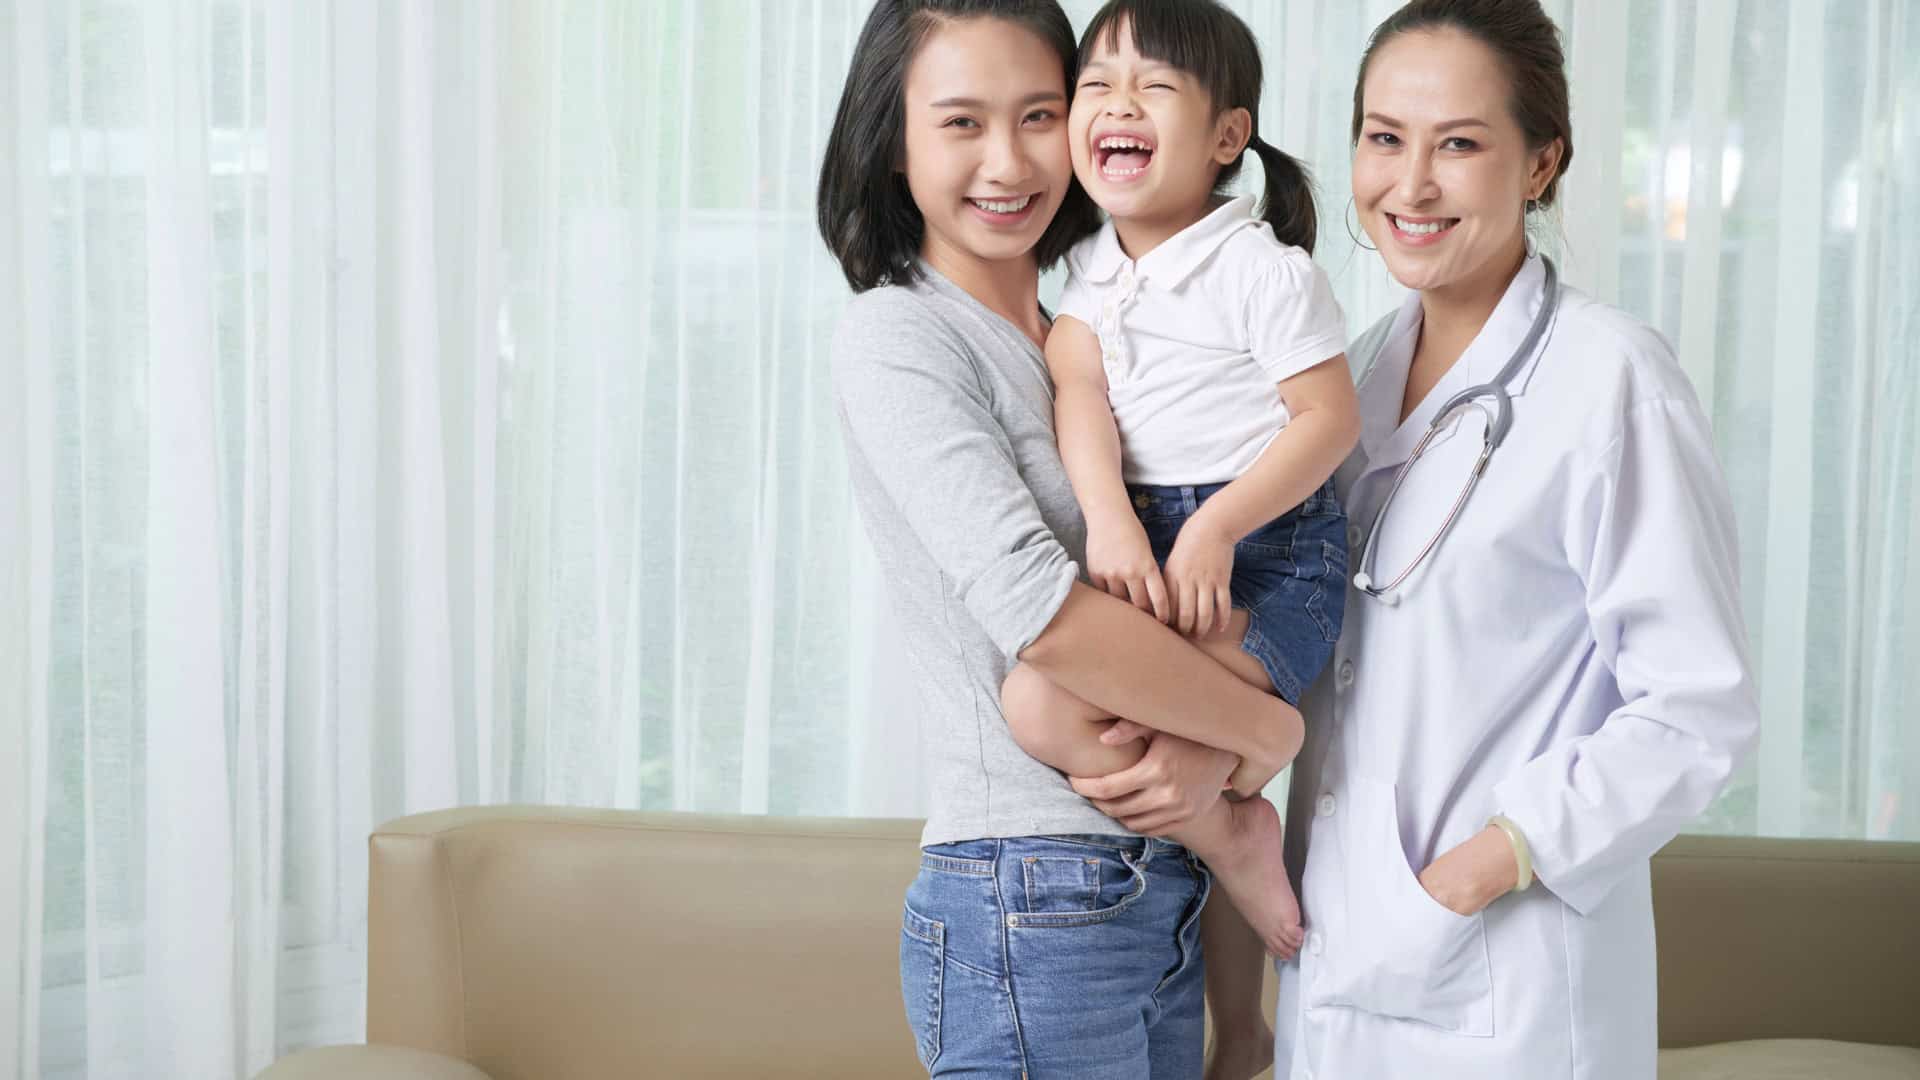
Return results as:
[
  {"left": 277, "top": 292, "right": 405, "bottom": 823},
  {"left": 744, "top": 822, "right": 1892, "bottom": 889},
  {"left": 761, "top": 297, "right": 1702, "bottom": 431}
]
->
[{"left": 999, "top": 0, "right": 1359, "bottom": 1073}]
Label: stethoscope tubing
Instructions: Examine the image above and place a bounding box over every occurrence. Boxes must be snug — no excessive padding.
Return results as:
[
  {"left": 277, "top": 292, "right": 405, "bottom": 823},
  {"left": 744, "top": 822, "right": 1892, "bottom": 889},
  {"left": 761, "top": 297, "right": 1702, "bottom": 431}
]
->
[{"left": 1352, "top": 256, "right": 1560, "bottom": 604}]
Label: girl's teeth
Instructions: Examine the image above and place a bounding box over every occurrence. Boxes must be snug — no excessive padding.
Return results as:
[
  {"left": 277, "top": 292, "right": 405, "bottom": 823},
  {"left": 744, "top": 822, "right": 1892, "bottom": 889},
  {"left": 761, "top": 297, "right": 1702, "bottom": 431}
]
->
[{"left": 974, "top": 195, "right": 1033, "bottom": 214}]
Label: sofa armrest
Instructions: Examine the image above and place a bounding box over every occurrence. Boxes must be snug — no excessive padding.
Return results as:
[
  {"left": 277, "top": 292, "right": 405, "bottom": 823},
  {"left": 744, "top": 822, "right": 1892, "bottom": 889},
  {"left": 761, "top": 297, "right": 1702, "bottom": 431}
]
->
[
  {"left": 252, "top": 1043, "right": 495, "bottom": 1080},
  {"left": 1653, "top": 834, "right": 1920, "bottom": 1050}
]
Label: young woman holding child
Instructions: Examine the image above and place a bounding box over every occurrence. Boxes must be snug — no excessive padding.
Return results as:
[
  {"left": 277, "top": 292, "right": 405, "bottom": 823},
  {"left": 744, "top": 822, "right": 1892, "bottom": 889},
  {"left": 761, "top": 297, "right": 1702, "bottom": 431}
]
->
[{"left": 819, "top": 0, "right": 1340, "bottom": 1075}]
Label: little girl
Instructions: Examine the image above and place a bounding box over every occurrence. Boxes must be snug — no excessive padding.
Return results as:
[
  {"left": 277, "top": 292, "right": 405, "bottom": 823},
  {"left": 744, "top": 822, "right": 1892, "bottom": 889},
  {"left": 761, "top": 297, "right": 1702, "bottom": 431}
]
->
[{"left": 999, "top": 0, "right": 1358, "bottom": 1070}]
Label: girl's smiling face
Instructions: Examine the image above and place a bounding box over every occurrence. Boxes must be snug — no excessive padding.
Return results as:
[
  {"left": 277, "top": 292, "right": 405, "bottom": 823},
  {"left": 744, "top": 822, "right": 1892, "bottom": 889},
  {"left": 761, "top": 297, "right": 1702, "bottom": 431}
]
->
[
  {"left": 901, "top": 17, "right": 1073, "bottom": 279},
  {"left": 1351, "top": 28, "right": 1562, "bottom": 299},
  {"left": 1068, "top": 19, "right": 1247, "bottom": 236}
]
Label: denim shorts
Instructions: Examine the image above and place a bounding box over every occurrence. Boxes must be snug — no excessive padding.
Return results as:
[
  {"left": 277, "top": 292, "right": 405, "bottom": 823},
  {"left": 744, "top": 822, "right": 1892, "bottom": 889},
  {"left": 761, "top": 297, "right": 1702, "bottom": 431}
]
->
[
  {"left": 901, "top": 834, "right": 1211, "bottom": 1078},
  {"left": 1129, "top": 477, "right": 1348, "bottom": 705}
]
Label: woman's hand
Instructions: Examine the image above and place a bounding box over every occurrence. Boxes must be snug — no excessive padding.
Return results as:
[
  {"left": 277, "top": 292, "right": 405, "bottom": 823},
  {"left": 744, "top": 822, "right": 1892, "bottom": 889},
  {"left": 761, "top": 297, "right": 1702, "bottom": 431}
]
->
[
  {"left": 1164, "top": 521, "right": 1235, "bottom": 636},
  {"left": 1418, "top": 826, "right": 1521, "bottom": 916},
  {"left": 1068, "top": 733, "right": 1236, "bottom": 835},
  {"left": 1086, "top": 514, "right": 1170, "bottom": 623}
]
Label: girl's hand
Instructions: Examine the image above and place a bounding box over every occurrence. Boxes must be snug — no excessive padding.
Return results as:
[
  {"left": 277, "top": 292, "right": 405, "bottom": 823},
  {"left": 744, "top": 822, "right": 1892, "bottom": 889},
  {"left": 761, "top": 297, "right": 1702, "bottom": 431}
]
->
[
  {"left": 1086, "top": 516, "right": 1170, "bottom": 623},
  {"left": 1164, "top": 523, "right": 1236, "bottom": 637},
  {"left": 1417, "top": 827, "right": 1520, "bottom": 916}
]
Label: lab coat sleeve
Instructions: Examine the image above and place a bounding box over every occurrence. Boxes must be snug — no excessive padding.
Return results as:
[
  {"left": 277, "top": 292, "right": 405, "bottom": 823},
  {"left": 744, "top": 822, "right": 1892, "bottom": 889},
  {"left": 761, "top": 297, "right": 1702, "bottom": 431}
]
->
[{"left": 1492, "top": 396, "right": 1759, "bottom": 916}]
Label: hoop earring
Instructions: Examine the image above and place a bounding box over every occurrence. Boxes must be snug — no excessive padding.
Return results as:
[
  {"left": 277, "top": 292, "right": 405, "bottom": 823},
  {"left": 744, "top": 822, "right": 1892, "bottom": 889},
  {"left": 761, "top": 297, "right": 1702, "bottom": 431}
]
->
[{"left": 1344, "top": 196, "right": 1377, "bottom": 252}]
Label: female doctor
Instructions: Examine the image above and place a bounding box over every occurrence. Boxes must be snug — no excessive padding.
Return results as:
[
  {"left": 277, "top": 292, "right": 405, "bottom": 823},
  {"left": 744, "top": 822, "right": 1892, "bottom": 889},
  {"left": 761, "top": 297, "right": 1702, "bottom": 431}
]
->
[{"left": 1273, "top": 1, "right": 1760, "bottom": 1077}]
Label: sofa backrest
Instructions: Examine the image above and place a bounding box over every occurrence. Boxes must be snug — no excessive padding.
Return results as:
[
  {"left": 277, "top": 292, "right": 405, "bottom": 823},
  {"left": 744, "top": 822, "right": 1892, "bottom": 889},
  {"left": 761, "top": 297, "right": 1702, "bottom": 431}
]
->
[
  {"left": 368, "top": 807, "right": 925, "bottom": 1079},
  {"left": 366, "top": 807, "right": 1920, "bottom": 1079},
  {"left": 1651, "top": 833, "right": 1920, "bottom": 1050}
]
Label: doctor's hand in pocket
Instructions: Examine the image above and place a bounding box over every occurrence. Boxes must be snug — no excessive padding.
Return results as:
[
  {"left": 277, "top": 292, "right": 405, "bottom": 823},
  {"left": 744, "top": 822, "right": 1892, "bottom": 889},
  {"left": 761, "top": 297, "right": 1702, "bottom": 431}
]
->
[
  {"left": 1418, "top": 826, "right": 1521, "bottom": 916},
  {"left": 1087, "top": 514, "right": 1170, "bottom": 623}
]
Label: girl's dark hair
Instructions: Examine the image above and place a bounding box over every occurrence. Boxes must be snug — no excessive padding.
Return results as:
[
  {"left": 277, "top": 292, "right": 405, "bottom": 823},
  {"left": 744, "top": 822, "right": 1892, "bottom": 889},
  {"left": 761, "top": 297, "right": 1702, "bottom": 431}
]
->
[
  {"left": 1079, "top": 0, "right": 1317, "bottom": 253},
  {"left": 1350, "top": 0, "right": 1574, "bottom": 208},
  {"left": 817, "top": 0, "right": 1101, "bottom": 293}
]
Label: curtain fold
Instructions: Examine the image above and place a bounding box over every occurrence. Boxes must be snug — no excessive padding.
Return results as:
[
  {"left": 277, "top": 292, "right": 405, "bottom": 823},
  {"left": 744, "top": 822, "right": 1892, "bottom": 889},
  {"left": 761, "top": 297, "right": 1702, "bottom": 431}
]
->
[{"left": 5, "top": 1, "right": 1917, "bottom": 1075}]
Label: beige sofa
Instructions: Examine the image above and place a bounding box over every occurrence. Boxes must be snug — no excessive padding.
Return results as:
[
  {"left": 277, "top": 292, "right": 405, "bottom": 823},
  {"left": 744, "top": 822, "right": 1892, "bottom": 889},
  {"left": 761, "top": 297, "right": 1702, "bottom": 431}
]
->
[{"left": 257, "top": 806, "right": 1920, "bottom": 1079}]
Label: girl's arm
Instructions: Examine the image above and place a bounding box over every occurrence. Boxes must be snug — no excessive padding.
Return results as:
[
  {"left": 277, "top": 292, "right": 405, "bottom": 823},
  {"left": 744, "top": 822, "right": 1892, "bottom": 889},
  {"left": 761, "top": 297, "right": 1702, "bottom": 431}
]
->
[
  {"left": 1046, "top": 318, "right": 1168, "bottom": 621},
  {"left": 1184, "top": 356, "right": 1360, "bottom": 545}
]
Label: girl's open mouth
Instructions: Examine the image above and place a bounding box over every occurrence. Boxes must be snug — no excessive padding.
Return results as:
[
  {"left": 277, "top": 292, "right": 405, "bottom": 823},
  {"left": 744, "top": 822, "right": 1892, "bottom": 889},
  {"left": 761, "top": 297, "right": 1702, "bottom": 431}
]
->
[{"left": 1096, "top": 134, "right": 1155, "bottom": 181}]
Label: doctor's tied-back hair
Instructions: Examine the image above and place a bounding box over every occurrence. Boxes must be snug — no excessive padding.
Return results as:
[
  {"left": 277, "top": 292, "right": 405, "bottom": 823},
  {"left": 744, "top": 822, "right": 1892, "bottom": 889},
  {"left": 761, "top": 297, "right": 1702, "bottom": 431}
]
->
[
  {"left": 1079, "top": 0, "right": 1319, "bottom": 254},
  {"left": 1352, "top": 0, "right": 1574, "bottom": 209},
  {"left": 816, "top": 0, "right": 1101, "bottom": 293}
]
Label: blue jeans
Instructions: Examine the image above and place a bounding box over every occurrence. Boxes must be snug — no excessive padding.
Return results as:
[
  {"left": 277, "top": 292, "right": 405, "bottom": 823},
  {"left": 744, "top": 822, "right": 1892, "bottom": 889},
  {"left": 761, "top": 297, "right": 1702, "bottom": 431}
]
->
[
  {"left": 901, "top": 834, "right": 1211, "bottom": 1078},
  {"left": 1129, "top": 477, "right": 1347, "bottom": 705}
]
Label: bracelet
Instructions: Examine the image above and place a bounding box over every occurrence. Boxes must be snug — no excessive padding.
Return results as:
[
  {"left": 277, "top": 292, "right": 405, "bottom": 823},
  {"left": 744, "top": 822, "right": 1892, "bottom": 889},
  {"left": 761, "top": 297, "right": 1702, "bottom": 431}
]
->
[{"left": 1487, "top": 814, "right": 1533, "bottom": 892}]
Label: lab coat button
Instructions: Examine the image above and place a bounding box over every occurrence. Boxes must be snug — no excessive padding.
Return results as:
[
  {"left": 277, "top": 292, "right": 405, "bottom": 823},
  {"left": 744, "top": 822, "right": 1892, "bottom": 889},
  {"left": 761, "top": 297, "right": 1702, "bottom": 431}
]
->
[
  {"left": 1307, "top": 931, "right": 1324, "bottom": 956},
  {"left": 1346, "top": 523, "right": 1362, "bottom": 547},
  {"left": 1316, "top": 793, "right": 1336, "bottom": 817},
  {"left": 1336, "top": 660, "right": 1355, "bottom": 689}
]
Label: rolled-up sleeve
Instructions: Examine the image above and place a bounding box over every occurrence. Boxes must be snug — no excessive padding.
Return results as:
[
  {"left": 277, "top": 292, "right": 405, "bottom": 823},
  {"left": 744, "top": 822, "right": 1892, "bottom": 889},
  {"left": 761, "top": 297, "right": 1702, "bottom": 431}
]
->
[
  {"left": 1493, "top": 396, "right": 1760, "bottom": 915},
  {"left": 832, "top": 293, "right": 1080, "bottom": 660}
]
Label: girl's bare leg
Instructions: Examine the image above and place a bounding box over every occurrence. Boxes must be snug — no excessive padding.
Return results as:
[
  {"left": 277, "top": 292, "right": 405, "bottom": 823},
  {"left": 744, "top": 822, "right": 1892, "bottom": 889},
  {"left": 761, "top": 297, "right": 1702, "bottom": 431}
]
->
[
  {"left": 1177, "top": 611, "right": 1285, "bottom": 1080},
  {"left": 1200, "top": 849, "right": 1276, "bottom": 1080},
  {"left": 1001, "top": 663, "right": 1148, "bottom": 779}
]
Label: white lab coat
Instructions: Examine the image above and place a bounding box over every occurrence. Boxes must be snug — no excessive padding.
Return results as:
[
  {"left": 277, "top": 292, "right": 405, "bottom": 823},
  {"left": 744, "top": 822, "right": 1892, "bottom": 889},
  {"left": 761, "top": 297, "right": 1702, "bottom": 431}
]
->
[{"left": 1274, "top": 255, "right": 1759, "bottom": 1079}]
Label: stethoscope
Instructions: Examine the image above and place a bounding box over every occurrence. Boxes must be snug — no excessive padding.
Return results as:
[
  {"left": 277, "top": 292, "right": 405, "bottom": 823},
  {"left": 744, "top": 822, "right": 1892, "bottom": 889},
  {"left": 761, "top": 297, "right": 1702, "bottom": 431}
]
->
[{"left": 1351, "top": 256, "right": 1560, "bottom": 605}]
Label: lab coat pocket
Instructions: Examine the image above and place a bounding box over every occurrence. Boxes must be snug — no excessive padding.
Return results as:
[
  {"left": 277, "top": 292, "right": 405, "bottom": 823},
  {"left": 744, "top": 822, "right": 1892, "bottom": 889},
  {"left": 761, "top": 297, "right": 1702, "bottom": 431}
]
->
[{"left": 1305, "top": 777, "right": 1494, "bottom": 1036}]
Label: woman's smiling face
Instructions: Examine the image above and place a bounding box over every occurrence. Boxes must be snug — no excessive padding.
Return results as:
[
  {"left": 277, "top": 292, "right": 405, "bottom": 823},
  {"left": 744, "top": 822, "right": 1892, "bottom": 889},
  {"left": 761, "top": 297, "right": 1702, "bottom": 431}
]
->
[
  {"left": 900, "top": 17, "right": 1073, "bottom": 277},
  {"left": 1351, "top": 28, "right": 1561, "bottom": 297}
]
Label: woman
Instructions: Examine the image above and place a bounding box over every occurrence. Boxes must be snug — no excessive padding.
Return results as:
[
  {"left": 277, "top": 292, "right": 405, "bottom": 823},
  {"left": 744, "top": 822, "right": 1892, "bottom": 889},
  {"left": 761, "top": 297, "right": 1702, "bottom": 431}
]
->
[
  {"left": 817, "top": 2, "right": 1299, "bottom": 1075},
  {"left": 1274, "top": 2, "right": 1759, "bottom": 1077}
]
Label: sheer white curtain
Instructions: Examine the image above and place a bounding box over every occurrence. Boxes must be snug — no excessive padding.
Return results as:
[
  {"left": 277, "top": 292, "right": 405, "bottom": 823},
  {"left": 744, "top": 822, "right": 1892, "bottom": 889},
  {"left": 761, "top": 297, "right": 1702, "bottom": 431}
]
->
[{"left": 2, "top": 0, "right": 1915, "bottom": 1077}]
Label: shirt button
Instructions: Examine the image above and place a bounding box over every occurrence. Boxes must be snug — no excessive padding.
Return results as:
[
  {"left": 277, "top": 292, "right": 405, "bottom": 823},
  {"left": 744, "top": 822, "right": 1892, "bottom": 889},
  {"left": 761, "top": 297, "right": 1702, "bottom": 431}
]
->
[
  {"left": 1317, "top": 793, "right": 1337, "bottom": 817},
  {"left": 1336, "top": 660, "right": 1356, "bottom": 689},
  {"left": 1347, "top": 523, "right": 1363, "bottom": 548},
  {"left": 1307, "top": 931, "right": 1324, "bottom": 956}
]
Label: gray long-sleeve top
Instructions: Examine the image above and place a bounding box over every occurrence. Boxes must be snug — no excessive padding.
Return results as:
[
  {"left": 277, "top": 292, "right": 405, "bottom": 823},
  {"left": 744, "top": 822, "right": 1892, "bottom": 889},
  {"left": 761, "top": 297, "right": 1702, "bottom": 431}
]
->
[{"left": 832, "top": 264, "right": 1132, "bottom": 846}]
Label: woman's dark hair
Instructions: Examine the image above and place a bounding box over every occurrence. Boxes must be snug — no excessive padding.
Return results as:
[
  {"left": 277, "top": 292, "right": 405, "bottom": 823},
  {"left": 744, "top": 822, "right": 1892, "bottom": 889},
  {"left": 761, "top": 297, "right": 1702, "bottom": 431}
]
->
[
  {"left": 817, "top": 0, "right": 1101, "bottom": 293},
  {"left": 1079, "top": 0, "right": 1317, "bottom": 253},
  {"left": 1350, "top": 0, "right": 1574, "bottom": 209}
]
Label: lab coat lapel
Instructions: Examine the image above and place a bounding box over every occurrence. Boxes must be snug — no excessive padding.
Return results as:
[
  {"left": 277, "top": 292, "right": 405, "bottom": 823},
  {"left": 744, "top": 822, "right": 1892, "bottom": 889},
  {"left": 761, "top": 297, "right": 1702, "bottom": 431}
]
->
[{"left": 1354, "top": 255, "right": 1556, "bottom": 483}]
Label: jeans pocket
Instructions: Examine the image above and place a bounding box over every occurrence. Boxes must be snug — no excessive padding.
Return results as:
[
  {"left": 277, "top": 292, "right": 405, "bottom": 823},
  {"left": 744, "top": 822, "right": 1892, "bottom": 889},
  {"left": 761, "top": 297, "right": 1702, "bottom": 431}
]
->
[
  {"left": 1022, "top": 855, "right": 1101, "bottom": 912},
  {"left": 1008, "top": 844, "right": 1147, "bottom": 928},
  {"left": 901, "top": 903, "right": 945, "bottom": 1069}
]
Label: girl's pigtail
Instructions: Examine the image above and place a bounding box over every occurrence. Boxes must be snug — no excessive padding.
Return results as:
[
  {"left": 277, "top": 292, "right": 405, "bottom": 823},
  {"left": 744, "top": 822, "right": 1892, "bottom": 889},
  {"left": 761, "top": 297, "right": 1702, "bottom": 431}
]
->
[{"left": 1249, "top": 134, "right": 1317, "bottom": 255}]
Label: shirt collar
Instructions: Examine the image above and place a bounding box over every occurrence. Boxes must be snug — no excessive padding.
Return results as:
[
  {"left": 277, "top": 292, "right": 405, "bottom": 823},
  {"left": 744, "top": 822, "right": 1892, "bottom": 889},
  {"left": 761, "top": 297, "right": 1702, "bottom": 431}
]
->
[{"left": 1073, "top": 195, "right": 1260, "bottom": 288}]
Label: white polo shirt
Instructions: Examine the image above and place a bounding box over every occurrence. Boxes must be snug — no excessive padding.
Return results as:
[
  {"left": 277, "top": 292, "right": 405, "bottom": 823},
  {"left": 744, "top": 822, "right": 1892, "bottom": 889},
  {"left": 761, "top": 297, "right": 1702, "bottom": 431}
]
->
[{"left": 1057, "top": 195, "right": 1347, "bottom": 486}]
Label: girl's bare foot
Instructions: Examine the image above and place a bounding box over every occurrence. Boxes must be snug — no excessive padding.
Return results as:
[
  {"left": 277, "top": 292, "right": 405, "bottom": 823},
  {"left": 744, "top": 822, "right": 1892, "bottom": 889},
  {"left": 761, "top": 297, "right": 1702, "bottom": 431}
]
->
[
  {"left": 1204, "top": 1029, "right": 1276, "bottom": 1080},
  {"left": 1206, "top": 796, "right": 1304, "bottom": 958}
]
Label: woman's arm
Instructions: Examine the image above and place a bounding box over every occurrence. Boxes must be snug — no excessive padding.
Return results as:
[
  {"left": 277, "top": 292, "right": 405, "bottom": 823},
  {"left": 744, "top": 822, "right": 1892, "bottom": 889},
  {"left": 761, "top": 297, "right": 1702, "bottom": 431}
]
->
[
  {"left": 1433, "top": 393, "right": 1759, "bottom": 916},
  {"left": 833, "top": 294, "right": 1297, "bottom": 791},
  {"left": 1021, "top": 584, "right": 1302, "bottom": 795}
]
